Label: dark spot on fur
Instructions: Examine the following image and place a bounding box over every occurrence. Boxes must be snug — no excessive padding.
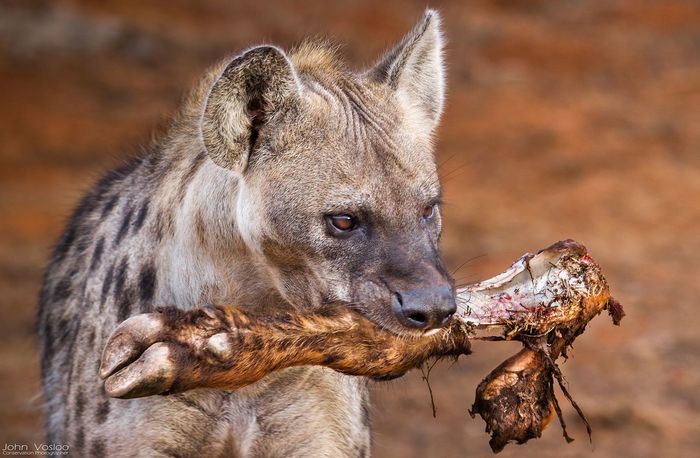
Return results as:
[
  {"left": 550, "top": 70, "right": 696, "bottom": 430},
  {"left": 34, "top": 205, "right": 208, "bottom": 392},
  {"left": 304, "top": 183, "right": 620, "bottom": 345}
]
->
[
  {"left": 323, "top": 353, "right": 342, "bottom": 365},
  {"left": 90, "top": 438, "right": 106, "bottom": 458},
  {"left": 75, "top": 388, "right": 85, "bottom": 418},
  {"left": 95, "top": 400, "right": 110, "bottom": 424},
  {"left": 55, "top": 317, "right": 70, "bottom": 344},
  {"left": 114, "top": 257, "right": 129, "bottom": 297},
  {"left": 117, "top": 287, "right": 134, "bottom": 323},
  {"left": 90, "top": 237, "right": 105, "bottom": 271},
  {"left": 40, "top": 320, "right": 54, "bottom": 378},
  {"left": 101, "top": 264, "right": 115, "bottom": 305},
  {"left": 114, "top": 206, "right": 134, "bottom": 246},
  {"left": 101, "top": 195, "right": 119, "bottom": 218},
  {"left": 138, "top": 263, "right": 157, "bottom": 303},
  {"left": 68, "top": 265, "right": 80, "bottom": 277},
  {"left": 52, "top": 276, "right": 72, "bottom": 302},
  {"left": 133, "top": 200, "right": 150, "bottom": 232}
]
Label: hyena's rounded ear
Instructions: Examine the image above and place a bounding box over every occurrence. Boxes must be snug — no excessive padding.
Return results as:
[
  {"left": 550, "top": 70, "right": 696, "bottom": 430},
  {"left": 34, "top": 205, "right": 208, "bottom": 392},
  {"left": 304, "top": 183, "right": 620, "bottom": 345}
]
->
[
  {"left": 201, "top": 46, "right": 301, "bottom": 173},
  {"left": 370, "top": 9, "right": 445, "bottom": 128}
]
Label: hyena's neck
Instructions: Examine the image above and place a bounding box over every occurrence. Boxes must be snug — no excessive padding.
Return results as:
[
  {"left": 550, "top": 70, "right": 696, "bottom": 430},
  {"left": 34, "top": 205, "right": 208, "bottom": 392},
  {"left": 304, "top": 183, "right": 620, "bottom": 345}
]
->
[
  {"left": 146, "top": 144, "right": 274, "bottom": 309},
  {"left": 40, "top": 65, "right": 278, "bottom": 328}
]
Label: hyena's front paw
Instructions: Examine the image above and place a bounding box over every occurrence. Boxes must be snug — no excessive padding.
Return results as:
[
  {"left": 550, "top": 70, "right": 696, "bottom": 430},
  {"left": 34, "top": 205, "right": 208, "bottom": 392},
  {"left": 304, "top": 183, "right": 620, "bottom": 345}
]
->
[{"left": 99, "top": 305, "right": 238, "bottom": 399}]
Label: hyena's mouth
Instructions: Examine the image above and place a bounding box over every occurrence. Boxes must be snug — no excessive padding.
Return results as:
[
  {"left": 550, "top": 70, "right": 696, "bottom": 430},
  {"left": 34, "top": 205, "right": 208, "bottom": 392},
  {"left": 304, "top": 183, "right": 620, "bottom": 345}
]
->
[{"left": 340, "top": 301, "right": 451, "bottom": 340}]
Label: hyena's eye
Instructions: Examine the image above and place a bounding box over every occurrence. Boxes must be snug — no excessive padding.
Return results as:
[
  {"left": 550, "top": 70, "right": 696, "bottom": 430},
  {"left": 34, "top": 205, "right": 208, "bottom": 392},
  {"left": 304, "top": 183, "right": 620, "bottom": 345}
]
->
[
  {"left": 422, "top": 205, "right": 436, "bottom": 221},
  {"left": 325, "top": 214, "right": 357, "bottom": 236}
]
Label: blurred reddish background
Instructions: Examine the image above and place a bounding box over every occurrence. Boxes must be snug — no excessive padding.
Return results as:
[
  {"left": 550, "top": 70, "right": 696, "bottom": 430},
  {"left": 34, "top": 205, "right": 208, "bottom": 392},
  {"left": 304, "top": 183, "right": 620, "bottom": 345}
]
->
[{"left": 1, "top": 1, "right": 699, "bottom": 456}]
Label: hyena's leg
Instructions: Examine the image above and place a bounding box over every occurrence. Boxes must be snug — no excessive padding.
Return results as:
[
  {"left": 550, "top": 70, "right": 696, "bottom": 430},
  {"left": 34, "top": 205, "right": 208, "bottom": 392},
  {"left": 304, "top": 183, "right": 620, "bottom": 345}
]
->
[{"left": 100, "top": 304, "right": 472, "bottom": 399}]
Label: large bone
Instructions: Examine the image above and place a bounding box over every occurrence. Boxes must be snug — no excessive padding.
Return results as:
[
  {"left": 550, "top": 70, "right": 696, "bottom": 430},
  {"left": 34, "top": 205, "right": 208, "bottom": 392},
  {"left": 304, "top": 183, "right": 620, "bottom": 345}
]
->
[
  {"left": 457, "top": 239, "right": 618, "bottom": 334},
  {"left": 457, "top": 240, "right": 624, "bottom": 452},
  {"left": 100, "top": 239, "right": 622, "bottom": 452}
]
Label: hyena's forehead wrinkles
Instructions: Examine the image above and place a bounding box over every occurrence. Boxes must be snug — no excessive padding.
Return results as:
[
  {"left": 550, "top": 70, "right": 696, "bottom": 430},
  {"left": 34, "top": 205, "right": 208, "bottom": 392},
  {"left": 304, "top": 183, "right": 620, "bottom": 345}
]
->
[
  {"left": 303, "top": 76, "right": 398, "bottom": 145},
  {"left": 302, "top": 74, "right": 435, "bottom": 182}
]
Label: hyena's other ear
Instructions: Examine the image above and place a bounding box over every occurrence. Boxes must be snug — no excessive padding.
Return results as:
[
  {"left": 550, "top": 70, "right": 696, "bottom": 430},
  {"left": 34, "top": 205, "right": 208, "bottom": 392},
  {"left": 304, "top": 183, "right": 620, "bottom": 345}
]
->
[
  {"left": 202, "top": 46, "right": 300, "bottom": 173},
  {"left": 371, "top": 9, "right": 445, "bottom": 128}
]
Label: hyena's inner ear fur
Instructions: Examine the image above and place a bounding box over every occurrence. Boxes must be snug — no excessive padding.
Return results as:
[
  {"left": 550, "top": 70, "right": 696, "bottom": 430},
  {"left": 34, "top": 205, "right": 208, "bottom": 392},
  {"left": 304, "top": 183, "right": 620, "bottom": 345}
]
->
[
  {"left": 371, "top": 9, "right": 445, "bottom": 127},
  {"left": 201, "top": 46, "right": 301, "bottom": 173}
]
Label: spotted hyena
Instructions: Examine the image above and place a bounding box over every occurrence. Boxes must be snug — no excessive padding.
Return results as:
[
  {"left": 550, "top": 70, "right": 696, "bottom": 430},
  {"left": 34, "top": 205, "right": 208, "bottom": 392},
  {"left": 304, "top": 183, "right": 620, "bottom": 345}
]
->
[{"left": 38, "top": 10, "right": 456, "bottom": 457}]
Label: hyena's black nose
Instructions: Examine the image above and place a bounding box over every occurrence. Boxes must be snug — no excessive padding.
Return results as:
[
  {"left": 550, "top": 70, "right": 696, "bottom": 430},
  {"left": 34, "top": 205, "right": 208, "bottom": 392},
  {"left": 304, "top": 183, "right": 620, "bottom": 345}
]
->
[{"left": 391, "top": 286, "right": 456, "bottom": 330}]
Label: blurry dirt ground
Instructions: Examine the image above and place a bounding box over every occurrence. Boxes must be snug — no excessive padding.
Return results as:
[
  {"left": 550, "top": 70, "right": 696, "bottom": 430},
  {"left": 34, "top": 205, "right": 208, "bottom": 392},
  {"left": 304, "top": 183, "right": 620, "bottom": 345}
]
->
[{"left": 1, "top": 1, "right": 699, "bottom": 456}]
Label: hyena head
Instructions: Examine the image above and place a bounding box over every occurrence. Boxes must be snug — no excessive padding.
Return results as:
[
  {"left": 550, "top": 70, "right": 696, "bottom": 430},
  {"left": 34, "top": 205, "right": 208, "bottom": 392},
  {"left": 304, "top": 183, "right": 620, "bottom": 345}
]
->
[{"left": 201, "top": 10, "right": 453, "bottom": 335}]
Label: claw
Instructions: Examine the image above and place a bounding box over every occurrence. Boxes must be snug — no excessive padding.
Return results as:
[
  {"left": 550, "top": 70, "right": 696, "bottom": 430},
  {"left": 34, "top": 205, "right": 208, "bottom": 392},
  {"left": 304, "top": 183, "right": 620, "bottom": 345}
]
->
[
  {"left": 99, "top": 332, "right": 141, "bottom": 379},
  {"left": 104, "top": 342, "right": 177, "bottom": 398},
  {"left": 99, "top": 313, "right": 165, "bottom": 379}
]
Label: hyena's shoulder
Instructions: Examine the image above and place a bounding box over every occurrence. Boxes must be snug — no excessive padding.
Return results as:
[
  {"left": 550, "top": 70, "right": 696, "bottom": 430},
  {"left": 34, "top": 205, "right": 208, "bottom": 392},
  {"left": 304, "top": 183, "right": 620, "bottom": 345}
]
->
[
  {"left": 37, "top": 59, "right": 228, "bottom": 375},
  {"left": 38, "top": 156, "right": 143, "bottom": 372}
]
